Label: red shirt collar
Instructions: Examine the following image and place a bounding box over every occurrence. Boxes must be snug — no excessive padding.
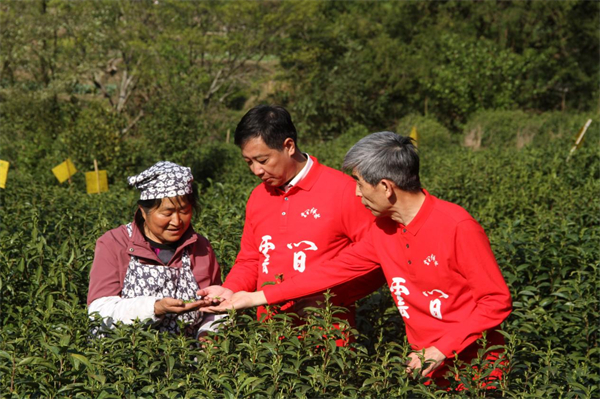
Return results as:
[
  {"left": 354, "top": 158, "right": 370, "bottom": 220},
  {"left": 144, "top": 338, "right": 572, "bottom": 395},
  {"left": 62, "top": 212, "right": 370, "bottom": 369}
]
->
[
  {"left": 400, "top": 189, "right": 435, "bottom": 236},
  {"left": 266, "top": 155, "right": 323, "bottom": 195}
]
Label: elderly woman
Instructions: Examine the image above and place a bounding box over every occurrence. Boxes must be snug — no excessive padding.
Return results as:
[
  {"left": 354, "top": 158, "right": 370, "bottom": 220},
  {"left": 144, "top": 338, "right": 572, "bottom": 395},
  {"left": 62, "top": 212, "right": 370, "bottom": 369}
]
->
[{"left": 88, "top": 161, "right": 223, "bottom": 337}]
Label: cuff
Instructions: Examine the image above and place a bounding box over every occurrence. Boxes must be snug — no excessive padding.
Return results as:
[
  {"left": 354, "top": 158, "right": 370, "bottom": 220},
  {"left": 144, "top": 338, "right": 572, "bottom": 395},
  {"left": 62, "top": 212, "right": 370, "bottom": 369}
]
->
[
  {"left": 222, "top": 281, "right": 242, "bottom": 293},
  {"left": 142, "top": 297, "right": 162, "bottom": 322},
  {"left": 263, "top": 284, "right": 286, "bottom": 305}
]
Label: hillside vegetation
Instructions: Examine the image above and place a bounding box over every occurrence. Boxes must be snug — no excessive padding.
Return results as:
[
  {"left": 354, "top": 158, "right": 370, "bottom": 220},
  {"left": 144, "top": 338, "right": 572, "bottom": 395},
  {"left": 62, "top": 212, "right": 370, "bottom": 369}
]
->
[{"left": 1, "top": 131, "right": 598, "bottom": 397}]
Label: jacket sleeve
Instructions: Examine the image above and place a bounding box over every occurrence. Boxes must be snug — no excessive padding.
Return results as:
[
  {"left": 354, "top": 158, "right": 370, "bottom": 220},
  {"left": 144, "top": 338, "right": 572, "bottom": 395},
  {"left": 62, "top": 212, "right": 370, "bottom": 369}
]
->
[
  {"left": 191, "top": 236, "right": 223, "bottom": 288},
  {"left": 339, "top": 178, "right": 374, "bottom": 242},
  {"left": 88, "top": 296, "right": 160, "bottom": 324},
  {"left": 264, "top": 227, "right": 382, "bottom": 305},
  {"left": 325, "top": 180, "right": 387, "bottom": 305},
  {"left": 222, "top": 194, "right": 260, "bottom": 292},
  {"left": 87, "top": 231, "right": 124, "bottom": 305},
  {"left": 432, "top": 219, "right": 513, "bottom": 357},
  {"left": 207, "top": 240, "right": 223, "bottom": 285}
]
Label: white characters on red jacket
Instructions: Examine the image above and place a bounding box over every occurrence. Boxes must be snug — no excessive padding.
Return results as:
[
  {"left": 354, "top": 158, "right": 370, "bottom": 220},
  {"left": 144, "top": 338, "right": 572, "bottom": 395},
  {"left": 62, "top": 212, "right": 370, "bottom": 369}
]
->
[
  {"left": 422, "top": 289, "right": 449, "bottom": 320},
  {"left": 390, "top": 277, "right": 410, "bottom": 319},
  {"left": 287, "top": 240, "right": 318, "bottom": 273},
  {"left": 259, "top": 235, "right": 276, "bottom": 274}
]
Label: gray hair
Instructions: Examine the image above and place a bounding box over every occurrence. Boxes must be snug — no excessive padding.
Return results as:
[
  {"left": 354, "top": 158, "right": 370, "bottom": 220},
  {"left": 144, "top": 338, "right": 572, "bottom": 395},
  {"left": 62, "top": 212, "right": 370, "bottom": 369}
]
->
[{"left": 342, "top": 132, "right": 421, "bottom": 192}]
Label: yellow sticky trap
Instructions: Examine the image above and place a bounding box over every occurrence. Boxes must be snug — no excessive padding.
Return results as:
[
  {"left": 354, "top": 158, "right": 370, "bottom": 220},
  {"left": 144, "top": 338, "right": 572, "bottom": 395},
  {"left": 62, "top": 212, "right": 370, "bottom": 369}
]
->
[
  {"left": 85, "top": 170, "right": 109, "bottom": 194},
  {"left": 52, "top": 158, "right": 77, "bottom": 183},
  {"left": 409, "top": 126, "right": 418, "bottom": 146},
  {"left": 0, "top": 160, "right": 9, "bottom": 189}
]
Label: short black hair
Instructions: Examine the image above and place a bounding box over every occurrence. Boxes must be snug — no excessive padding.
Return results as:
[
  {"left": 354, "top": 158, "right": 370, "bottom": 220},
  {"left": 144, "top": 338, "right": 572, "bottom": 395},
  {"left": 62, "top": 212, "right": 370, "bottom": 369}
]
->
[{"left": 234, "top": 104, "right": 298, "bottom": 150}]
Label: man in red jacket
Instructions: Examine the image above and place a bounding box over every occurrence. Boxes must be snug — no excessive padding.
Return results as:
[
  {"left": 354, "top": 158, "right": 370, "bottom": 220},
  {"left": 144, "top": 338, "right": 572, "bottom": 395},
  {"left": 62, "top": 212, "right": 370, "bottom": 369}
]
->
[
  {"left": 200, "top": 105, "right": 386, "bottom": 338},
  {"left": 202, "top": 131, "right": 512, "bottom": 384}
]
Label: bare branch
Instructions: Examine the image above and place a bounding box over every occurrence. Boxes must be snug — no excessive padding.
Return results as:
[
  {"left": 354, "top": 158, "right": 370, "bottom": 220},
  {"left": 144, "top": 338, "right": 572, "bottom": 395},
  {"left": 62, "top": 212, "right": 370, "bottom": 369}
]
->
[
  {"left": 121, "top": 109, "right": 144, "bottom": 136},
  {"left": 203, "top": 67, "right": 223, "bottom": 106},
  {"left": 116, "top": 70, "right": 136, "bottom": 113},
  {"left": 92, "top": 72, "right": 115, "bottom": 108}
]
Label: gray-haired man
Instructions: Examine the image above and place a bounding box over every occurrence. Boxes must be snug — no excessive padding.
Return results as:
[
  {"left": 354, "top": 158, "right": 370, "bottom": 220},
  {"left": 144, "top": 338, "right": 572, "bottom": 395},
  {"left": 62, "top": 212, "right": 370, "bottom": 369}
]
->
[{"left": 203, "top": 132, "right": 512, "bottom": 384}]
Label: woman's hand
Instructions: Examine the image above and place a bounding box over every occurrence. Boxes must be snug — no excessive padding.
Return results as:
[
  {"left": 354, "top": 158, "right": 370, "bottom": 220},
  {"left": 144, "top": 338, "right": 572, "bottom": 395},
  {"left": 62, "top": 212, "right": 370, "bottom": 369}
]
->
[
  {"left": 154, "top": 297, "right": 205, "bottom": 316},
  {"left": 200, "top": 291, "right": 267, "bottom": 313}
]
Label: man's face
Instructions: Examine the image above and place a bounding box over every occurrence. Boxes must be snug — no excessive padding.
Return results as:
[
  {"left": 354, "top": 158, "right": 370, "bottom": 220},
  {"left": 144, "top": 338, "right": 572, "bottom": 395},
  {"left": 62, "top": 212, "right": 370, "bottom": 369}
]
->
[
  {"left": 241, "top": 136, "right": 298, "bottom": 187},
  {"left": 352, "top": 170, "right": 390, "bottom": 217}
]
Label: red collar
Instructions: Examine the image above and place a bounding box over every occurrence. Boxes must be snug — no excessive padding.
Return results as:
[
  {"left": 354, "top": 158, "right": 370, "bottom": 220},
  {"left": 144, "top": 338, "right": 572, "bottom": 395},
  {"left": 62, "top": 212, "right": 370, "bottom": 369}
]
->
[
  {"left": 266, "top": 155, "right": 323, "bottom": 195},
  {"left": 399, "top": 189, "right": 435, "bottom": 236}
]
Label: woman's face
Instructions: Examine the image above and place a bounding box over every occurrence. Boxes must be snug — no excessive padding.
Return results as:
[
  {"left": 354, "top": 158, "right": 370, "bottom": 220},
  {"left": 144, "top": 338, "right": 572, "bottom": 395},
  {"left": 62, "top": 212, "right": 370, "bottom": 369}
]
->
[{"left": 141, "top": 196, "right": 193, "bottom": 244}]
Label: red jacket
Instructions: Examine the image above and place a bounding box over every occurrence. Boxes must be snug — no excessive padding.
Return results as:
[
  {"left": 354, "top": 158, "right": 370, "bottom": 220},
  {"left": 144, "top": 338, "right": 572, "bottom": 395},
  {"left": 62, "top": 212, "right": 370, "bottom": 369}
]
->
[
  {"left": 223, "top": 156, "right": 386, "bottom": 318},
  {"left": 87, "top": 221, "right": 221, "bottom": 305},
  {"left": 265, "top": 190, "right": 512, "bottom": 358}
]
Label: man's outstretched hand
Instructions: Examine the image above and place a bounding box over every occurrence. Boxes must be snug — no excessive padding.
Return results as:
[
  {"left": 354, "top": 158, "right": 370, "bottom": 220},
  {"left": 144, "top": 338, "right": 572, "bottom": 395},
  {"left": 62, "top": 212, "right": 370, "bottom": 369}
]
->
[
  {"left": 200, "top": 291, "right": 267, "bottom": 313},
  {"left": 196, "top": 285, "right": 234, "bottom": 307}
]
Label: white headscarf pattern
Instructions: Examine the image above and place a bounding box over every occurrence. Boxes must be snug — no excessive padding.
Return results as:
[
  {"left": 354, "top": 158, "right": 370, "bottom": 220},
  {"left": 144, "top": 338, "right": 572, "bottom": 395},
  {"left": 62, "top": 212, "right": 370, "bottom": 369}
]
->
[{"left": 127, "top": 161, "right": 193, "bottom": 200}]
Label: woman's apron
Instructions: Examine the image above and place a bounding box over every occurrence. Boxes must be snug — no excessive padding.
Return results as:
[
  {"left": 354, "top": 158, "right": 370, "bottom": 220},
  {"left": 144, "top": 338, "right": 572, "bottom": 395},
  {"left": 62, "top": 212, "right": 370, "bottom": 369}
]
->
[{"left": 121, "top": 223, "right": 202, "bottom": 336}]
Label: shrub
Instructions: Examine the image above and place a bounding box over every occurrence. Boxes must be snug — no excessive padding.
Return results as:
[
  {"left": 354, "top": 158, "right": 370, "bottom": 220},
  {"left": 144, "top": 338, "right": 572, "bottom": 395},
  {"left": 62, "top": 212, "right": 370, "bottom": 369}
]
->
[
  {"left": 534, "top": 112, "right": 599, "bottom": 146},
  {"left": 306, "top": 123, "right": 370, "bottom": 168},
  {"left": 1, "top": 126, "right": 598, "bottom": 397},
  {"left": 462, "top": 110, "right": 599, "bottom": 150},
  {"left": 462, "top": 110, "right": 544, "bottom": 149},
  {"left": 395, "top": 114, "right": 454, "bottom": 150}
]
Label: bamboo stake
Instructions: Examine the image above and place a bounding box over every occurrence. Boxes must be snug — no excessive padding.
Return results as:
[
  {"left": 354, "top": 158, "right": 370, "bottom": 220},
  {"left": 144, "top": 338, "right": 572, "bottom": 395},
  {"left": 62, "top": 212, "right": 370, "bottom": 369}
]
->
[
  {"left": 94, "top": 159, "right": 101, "bottom": 194},
  {"left": 566, "top": 119, "right": 592, "bottom": 162},
  {"left": 66, "top": 159, "right": 72, "bottom": 185}
]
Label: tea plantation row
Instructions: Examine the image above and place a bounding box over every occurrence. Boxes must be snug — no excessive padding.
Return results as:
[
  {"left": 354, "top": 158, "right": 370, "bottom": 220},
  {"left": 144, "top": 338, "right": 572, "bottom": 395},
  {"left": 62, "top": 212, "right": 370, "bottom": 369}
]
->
[{"left": 0, "top": 138, "right": 598, "bottom": 397}]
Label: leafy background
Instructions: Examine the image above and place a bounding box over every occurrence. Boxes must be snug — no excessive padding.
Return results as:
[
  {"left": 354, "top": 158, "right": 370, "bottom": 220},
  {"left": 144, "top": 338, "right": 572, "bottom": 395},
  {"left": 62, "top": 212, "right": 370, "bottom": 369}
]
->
[{"left": 0, "top": 0, "right": 599, "bottom": 397}]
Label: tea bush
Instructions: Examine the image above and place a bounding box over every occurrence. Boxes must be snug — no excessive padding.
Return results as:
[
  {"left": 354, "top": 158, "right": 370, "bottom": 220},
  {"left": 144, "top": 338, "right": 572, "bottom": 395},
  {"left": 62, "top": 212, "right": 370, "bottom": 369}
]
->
[
  {"left": 1, "top": 130, "right": 598, "bottom": 397},
  {"left": 462, "top": 110, "right": 597, "bottom": 150},
  {"left": 396, "top": 114, "right": 455, "bottom": 150}
]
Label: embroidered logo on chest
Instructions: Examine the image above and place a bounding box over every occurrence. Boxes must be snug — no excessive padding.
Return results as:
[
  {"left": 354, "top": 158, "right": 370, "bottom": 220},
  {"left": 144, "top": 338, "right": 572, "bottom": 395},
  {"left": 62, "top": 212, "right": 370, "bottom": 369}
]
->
[
  {"left": 423, "top": 254, "right": 439, "bottom": 267},
  {"left": 300, "top": 207, "right": 320, "bottom": 219}
]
